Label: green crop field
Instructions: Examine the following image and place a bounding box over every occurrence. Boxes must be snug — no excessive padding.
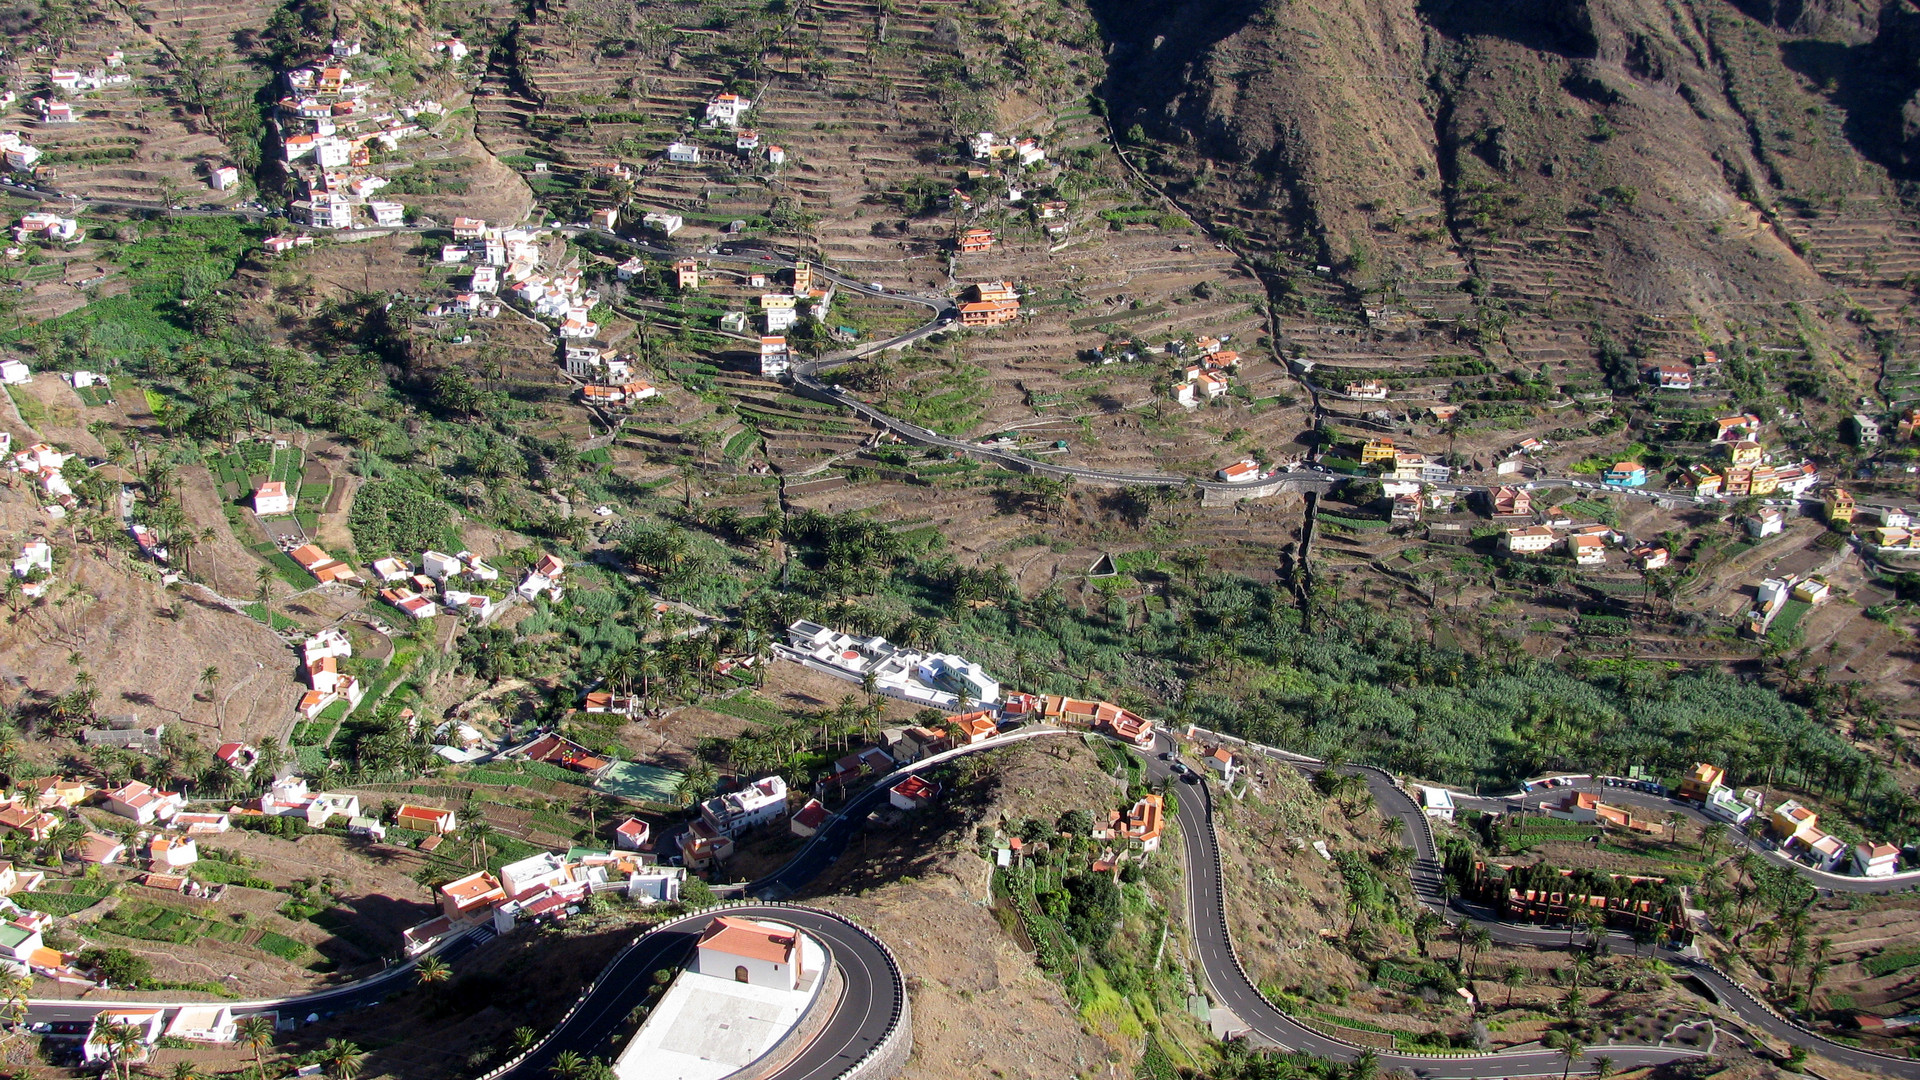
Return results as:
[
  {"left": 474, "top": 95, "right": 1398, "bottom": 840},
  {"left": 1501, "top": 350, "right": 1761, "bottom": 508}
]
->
[
  {"left": 254, "top": 931, "right": 309, "bottom": 962},
  {"left": 14, "top": 891, "right": 106, "bottom": 915}
]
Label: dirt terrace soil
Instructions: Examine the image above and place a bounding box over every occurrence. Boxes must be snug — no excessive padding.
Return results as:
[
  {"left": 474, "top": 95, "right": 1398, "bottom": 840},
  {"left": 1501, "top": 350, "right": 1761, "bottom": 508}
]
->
[
  {"left": 0, "top": 489, "right": 308, "bottom": 752},
  {"left": 33, "top": 830, "right": 440, "bottom": 1001}
]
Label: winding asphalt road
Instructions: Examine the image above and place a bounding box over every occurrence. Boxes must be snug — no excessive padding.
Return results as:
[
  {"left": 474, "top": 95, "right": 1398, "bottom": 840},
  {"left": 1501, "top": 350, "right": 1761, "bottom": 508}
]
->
[
  {"left": 27, "top": 726, "right": 1920, "bottom": 1078},
  {"left": 1190, "top": 734, "right": 1920, "bottom": 1077},
  {"left": 491, "top": 905, "right": 903, "bottom": 1080},
  {"left": 1135, "top": 738, "right": 1706, "bottom": 1076},
  {"left": 1452, "top": 777, "right": 1920, "bottom": 895}
]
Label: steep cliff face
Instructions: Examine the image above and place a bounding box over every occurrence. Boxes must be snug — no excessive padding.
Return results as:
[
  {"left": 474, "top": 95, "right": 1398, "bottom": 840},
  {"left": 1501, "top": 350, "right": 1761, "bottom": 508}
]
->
[
  {"left": 1089, "top": 0, "right": 1918, "bottom": 372},
  {"left": 1879, "top": 1, "right": 1920, "bottom": 173}
]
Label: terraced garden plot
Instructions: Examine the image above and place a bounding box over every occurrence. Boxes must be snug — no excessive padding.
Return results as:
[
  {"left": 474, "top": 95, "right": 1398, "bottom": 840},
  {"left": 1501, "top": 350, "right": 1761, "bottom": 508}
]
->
[
  {"left": 98, "top": 900, "right": 247, "bottom": 945},
  {"left": 1769, "top": 599, "right": 1814, "bottom": 641},
  {"left": 243, "top": 603, "right": 301, "bottom": 631},
  {"left": 253, "top": 931, "right": 310, "bottom": 962},
  {"left": 1864, "top": 947, "right": 1920, "bottom": 978},
  {"left": 13, "top": 885, "right": 110, "bottom": 915},
  {"left": 252, "top": 542, "right": 316, "bottom": 591}
]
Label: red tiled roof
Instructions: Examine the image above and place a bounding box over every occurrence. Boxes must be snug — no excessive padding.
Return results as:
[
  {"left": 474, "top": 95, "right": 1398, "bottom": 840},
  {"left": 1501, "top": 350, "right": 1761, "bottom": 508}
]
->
[
  {"left": 698, "top": 916, "right": 798, "bottom": 965},
  {"left": 793, "top": 799, "right": 829, "bottom": 829}
]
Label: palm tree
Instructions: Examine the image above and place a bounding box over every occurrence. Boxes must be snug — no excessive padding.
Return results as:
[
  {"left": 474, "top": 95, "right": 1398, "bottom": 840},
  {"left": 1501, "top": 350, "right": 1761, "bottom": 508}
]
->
[
  {"left": 550, "top": 1050, "right": 588, "bottom": 1080},
  {"left": 458, "top": 819, "right": 495, "bottom": 868},
  {"left": 414, "top": 955, "right": 450, "bottom": 988},
  {"left": 321, "top": 1038, "right": 364, "bottom": 1080},
  {"left": 510, "top": 1027, "right": 539, "bottom": 1055},
  {"left": 1701, "top": 821, "right": 1728, "bottom": 864},
  {"left": 255, "top": 564, "right": 276, "bottom": 608},
  {"left": 0, "top": 972, "right": 29, "bottom": 1056},
  {"left": 1466, "top": 925, "right": 1492, "bottom": 982},
  {"left": 198, "top": 665, "right": 221, "bottom": 702},
  {"left": 672, "top": 770, "right": 704, "bottom": 807},
  {"left": 237, "top": 1012, "right": 275, "bottom": 1077},
  {"left": 49, "top": 819, "right": 88, "bottom": 864},
  {"left": 1412, "top": 910, "right": 1441, "bottom": 958},
  {"left": 581, "top": 793, "right": 610, "bottom": 836},
  {"left": 170, "top": 1060, "right": 202, "bottom": 1080},
  {"left": 100, "top": 1020, "right": 143, "bottom": 1080},
  {"left": 1547, "top": 1030, "right": 1587, "bottom": 1080},
  {"left": 1503, "top": 964, "right": 1526, "bottom": 1009}
]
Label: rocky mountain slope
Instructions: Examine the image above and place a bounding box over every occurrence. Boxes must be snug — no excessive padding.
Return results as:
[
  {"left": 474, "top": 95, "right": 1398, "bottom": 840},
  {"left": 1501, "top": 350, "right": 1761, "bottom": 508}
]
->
[{"left": 1094, "top": 0, "right": 1920, "bottom": 395}]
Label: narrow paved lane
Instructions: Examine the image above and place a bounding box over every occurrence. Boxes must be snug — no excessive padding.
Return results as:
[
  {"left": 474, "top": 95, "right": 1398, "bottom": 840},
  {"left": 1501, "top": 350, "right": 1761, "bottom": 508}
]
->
[
  {"left": 492, "top": 905, "right": 903, "bottom": 1080},
  {"left": 1204, "top": 737, "right": 1920, "bottom": 1077}
]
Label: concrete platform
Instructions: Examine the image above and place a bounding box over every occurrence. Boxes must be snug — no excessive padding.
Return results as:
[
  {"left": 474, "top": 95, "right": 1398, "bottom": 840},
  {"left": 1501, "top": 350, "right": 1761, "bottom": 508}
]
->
[{"left": 613, "top": 933, "right": 829, "bottom": 1080}]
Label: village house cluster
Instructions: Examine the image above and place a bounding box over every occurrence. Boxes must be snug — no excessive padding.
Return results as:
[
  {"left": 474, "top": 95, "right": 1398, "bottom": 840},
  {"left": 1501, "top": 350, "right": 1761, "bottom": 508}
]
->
[
  {"left": 569, "top": 343, "right": 658, "bottom": 409},
  {"left": 656, "top": 256, "right": 833, "bottom": 378},
  {"left": 657, "top": 90, "right": 786, "bottom": 169},
  {"left": 1758, "top": 777, "right": 1905, "bottom": 877},
  {"left": 1664, "top": 415, "right": 1818, "bottom": 500},
  {"left": 1174, "top": 335, "right": 1241, "bottom": 410},
  {"left": 372, "top": 548, "right": 508, "bottom": 623},
  {"left": 780, "top": 619, "right": 999, "bottom": 709},
  {"left": 407, "top": 842, "right": 686, "bottom": 955},
  {"left": 80, "top": 1003, "right": 240, "bottom": 1068},
  {"left": 295, "top": 627, "right": 364, "bottom": 718},
  {"left": 1746, "top": 574, "right": 1833, "bottom": 637},
  {"left": 26, "top": 49, "right": 130, "bottom": 130},
  {"left": 1356, "top": 436, "right": 1453, "bottom": 486},
  {"left": 9, "top": 440, "right": 78, "bottom": 519},
  {"left": 952, "top": 132, "right": 1054, "bottom": 231},
  {"left": 1825, "top": 489, "right": 1920, "bottom": 555},
  {"left": 286, "top": 542, "right": 361, "bottom": 586},
  {"left": 432, "top": 216, "right": 544, "bottom": 322},
  {"left": 671, "top": 677, "right": 1166, "bottom": 877},
  {"left": 1640, "top": 349, "right": 1725, "bottom": 392},
  {"left": 9, "top": 209, "right": 82, "bottom": 249},
  {"left": 11, "top": 537, "right": 51, "bottom": 599},
  {"left": 277, "top": 51, "right": 443, "bottom": 230}
]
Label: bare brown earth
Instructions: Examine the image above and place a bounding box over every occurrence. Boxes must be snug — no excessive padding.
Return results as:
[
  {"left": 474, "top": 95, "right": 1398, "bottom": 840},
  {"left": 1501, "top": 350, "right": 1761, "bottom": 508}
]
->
[
  {"left": 0, "top": 485, "right": 306, "bottom": 755},
  {"left": 802, "top": 736, "right": 1132, "bottom": 1079}
]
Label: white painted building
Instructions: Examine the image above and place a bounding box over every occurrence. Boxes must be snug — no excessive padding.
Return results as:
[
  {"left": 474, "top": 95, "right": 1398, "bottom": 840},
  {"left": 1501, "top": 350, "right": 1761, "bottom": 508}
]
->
[
  {"left": 693, "top": 916, "right": 805, "bottom": 989},
  {"left": 698, "top": 776, "right": 787, "bottom": 837},
  {"left": 1419, "top": 786, "right": 1454, "bottom": 822}
]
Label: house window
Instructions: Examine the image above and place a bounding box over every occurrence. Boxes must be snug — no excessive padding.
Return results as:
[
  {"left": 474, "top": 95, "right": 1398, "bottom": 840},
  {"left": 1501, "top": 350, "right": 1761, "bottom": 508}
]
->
[{"left": 734, "top": 966, "right": 749, "bottom": 983}]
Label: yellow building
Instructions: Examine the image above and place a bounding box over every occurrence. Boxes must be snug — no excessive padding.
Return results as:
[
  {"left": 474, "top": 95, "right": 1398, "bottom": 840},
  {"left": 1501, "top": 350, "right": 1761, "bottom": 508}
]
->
[
  {"left": 1684, "top": 465, "right": 1722, "bottom": 498},
  {"left": 1359, "top": 439, "right": 1397, "bottom": 467},
  {"left": 1825, "top": 488, "right": 1855, "bottom": 526},
  {"left": 1727, "top": 439, "right": 1763, "bottom": 467},
  {"left": 673, "top": 259, "right": 700, "bottom": 290},
  {"left": 1769, "top": 800, "right": 1820, "bottom": 844},
  {"left": 1677, "top": 763, "right": 1725, "bottom": 803}
]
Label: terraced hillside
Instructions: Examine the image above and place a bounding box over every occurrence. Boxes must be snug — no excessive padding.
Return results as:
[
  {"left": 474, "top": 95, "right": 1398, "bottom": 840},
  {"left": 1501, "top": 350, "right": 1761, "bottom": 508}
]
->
[
  {"left": 1091, "top": 0, "right": 1920, "bottom": 448},
  {"left": 473, "top": 0, "right": 1329, "bottom": 471},
  {"left": 10, "top": 1, "right": 247, "bottom": 205}
]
